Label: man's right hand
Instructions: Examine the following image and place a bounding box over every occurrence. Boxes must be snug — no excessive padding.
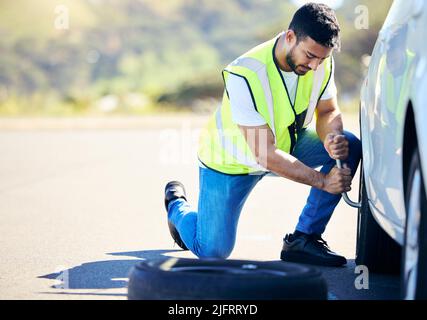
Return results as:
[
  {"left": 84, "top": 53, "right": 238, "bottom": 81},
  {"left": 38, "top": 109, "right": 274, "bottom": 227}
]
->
[
  {"left": 237, "top": 124, "right": 353, "bottom": 193},
  {"left": 321, "top": 164, "right": 352, "bottom": 194}
]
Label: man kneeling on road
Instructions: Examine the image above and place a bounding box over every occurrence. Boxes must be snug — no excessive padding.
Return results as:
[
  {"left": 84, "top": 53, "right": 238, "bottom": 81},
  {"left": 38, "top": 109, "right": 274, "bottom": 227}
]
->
[{"left": 164, "top": 3, "right": 362, "bottom": 267}]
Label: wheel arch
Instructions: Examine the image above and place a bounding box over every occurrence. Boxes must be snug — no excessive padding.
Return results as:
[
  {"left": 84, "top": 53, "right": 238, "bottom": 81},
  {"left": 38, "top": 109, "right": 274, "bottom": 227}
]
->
[{"left": 402, "top": 101, "right": 417, "bottom": 202}]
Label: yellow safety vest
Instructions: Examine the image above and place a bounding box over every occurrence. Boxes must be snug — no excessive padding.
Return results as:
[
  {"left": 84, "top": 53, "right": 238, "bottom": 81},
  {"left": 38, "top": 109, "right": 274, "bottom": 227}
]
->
[
  {"left": 198, "top": 33, "right": 333, "bottom": 175},
  {"left": 378, "top": 50, "right": 415, "bottom": 146},
  {"left": 379, "top": 50, "right": 414, "bottom": 123}
]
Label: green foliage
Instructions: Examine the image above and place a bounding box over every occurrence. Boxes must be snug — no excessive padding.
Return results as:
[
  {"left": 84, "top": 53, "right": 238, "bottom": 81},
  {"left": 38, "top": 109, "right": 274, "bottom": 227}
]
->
[
  {"left": 333, "top": 0, "right": 394, "bottom": 98},
  {"left": 0, "top": 0, "right": 394, "bottom": 115}
]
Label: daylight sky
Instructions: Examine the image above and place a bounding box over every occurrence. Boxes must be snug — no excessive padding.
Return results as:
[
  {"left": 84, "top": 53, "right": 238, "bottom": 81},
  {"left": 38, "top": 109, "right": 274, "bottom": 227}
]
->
[{"left": 291, "top": 0, "right": 344, "bottom": 9}]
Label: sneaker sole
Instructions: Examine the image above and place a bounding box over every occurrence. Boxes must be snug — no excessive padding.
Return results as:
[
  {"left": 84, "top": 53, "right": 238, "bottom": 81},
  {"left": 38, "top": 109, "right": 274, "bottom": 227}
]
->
[
  {"left": 280, "top": 251, "right": 346, "bottom": 267},
  {"left": 168, "top": 221, "right": 189, "bottom": 251},
  {"left": 164, "top": 181, "right": 187, "bottom": 211}
]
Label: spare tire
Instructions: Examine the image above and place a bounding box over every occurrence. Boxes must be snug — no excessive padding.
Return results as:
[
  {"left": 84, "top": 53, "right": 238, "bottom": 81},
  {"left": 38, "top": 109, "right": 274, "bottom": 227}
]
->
[{"left": 128, "top": 258, "right": 327, "bottom": 300}]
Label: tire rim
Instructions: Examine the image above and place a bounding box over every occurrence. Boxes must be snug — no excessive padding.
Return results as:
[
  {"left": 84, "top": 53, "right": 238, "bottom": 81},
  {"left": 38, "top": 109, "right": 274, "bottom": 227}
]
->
[
  {"left": 169, "top": 266, "right": 289, "bottom": 277},
  {"left": 404, "top": 169, "right": 422, "bottom": 300}
]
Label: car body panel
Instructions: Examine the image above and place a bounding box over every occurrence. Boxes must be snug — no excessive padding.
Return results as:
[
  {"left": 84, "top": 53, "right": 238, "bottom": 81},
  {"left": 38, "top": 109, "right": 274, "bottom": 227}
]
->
[{"left": 360, "top": 0, "right": 427, "bottom": 246}]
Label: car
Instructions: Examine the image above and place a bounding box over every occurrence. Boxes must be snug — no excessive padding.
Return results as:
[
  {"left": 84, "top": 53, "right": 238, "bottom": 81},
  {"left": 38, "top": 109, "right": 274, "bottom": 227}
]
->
[{"left": 356, "top": 0, "right": 427, "bottom": 300}]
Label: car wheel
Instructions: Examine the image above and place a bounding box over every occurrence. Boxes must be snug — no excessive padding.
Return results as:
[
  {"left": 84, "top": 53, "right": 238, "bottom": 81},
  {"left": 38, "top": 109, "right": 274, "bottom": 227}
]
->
[
  {"left": 127, "top": 258, "right": 327, "bottom": 300},
  {"left": 355, "top": 164, "right": 401, "bottom": 273},
  {"left": 402, "top": 147, "right": 427, "bottom": 299}
]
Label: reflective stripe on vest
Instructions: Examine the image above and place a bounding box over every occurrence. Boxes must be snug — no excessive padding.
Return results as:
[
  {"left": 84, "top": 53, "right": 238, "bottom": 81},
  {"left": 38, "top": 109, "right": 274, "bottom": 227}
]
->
[
  {"left": 229, "top": 57, "right": 277, "bottom": 144},
  {"left": 229, "top": 56, "right": 329, "bottom": 132},
  {"left": 198, "top": 34, "right": 332, "bottom": 175},
  {"left": 215, "top": 107, "right": 265, "bottom": 170},
  {"left": 303, "top": 61, "right": 326, "bottom": 127}
]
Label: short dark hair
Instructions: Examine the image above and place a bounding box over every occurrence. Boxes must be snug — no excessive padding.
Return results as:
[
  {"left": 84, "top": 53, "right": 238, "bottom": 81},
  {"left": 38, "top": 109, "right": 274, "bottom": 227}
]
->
[{"left": 289, "top": 2, "right": 341, "bottom": 50}]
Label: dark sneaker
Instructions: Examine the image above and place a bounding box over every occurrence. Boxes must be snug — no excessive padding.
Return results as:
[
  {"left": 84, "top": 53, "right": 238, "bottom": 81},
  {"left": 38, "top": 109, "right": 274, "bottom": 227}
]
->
[
  {"left": 280, "top": 233, "right": 347, "bottom": 267},
  {"left": 164, "top": 181, "right": 188, "bottom": 250}
]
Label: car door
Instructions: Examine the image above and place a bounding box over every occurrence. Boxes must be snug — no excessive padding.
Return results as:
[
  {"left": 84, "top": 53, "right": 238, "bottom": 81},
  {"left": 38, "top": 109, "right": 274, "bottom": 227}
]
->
[{"left": 366, "top": 0, "right": 422, "bottom": 233}]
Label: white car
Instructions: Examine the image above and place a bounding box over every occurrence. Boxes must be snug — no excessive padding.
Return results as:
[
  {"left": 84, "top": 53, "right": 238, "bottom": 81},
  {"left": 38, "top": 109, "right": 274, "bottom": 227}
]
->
[{"left": 357, "top": 0, "right": 427, "bottom": 300}]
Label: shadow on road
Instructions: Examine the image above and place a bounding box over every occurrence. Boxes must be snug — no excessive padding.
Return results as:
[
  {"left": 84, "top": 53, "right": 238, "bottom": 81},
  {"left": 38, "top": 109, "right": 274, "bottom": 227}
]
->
[
  {"left": 38, "top": 253, "right": 401, "bottom": 299},
  {"left": 313, "top": 259, "right": 401, "bottom": 300},
  {"left": 38, "top": 249, "right": 181, "bottom": 296}
]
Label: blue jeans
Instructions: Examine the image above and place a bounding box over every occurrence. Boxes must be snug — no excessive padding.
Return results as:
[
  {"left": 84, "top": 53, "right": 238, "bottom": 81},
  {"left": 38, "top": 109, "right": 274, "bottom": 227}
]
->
[{"left": 167, "top": 129, "right": 362, "bottom": 259}]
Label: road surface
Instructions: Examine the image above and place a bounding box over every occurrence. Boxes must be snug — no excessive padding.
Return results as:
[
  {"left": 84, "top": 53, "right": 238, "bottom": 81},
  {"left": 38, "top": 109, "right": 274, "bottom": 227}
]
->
[{"left": 0, "top": 114, "right": 400, "bottom": 299}]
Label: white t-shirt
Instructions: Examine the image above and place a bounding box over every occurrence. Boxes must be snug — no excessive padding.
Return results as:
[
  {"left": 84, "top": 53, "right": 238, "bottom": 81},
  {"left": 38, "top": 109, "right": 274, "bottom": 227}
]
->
[{"left": 226, "top": 60, "right": 337, "bottom": 126}]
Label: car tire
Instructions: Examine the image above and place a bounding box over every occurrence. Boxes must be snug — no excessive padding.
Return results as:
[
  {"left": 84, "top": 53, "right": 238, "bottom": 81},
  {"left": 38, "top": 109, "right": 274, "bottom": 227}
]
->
[
  {"left": 127, "top": 258, "right": 327, "bottom": 300},
  {"left": 355, "top": 165, "right": 401, "bottom": 273},
  {"left": 401, "top": 147, "right": 427, "bottom": 299}
]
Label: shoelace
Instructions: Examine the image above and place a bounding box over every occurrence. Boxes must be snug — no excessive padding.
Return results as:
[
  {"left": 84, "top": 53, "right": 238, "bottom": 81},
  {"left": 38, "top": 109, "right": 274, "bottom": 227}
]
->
[{"left": 310, "top": 235, "right": 331, "bottom": 251}]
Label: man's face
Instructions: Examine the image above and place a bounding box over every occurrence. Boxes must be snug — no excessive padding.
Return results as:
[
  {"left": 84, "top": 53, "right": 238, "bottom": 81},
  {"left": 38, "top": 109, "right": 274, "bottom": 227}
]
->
[{"left": 285, "top": 31, "right": 333, "bottom": 75}]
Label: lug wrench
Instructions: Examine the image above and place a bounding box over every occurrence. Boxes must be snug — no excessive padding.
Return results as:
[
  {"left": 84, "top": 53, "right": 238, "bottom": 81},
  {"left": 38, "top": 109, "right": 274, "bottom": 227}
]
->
[{"left": 336, "top": 159, "right": 362, "bottom": 208}]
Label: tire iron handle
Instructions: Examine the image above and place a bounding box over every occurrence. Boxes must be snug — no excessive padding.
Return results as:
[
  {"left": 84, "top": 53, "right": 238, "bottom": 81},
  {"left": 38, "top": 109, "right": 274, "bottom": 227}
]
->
[{"left": 336, "top": 159, "right": 362, "bottom": 208}]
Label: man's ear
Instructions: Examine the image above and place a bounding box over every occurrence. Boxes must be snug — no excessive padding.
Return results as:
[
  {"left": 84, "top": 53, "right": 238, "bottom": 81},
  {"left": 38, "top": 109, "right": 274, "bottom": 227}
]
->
[{"left": 285, "top": 29, "right": 297, "bottom": 47}]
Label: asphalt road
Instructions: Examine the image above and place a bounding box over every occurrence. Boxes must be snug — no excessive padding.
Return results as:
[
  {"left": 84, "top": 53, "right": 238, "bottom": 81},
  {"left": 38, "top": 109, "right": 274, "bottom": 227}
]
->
[{"left": 0, "top": 114, "right": 400, "bottom": 300}]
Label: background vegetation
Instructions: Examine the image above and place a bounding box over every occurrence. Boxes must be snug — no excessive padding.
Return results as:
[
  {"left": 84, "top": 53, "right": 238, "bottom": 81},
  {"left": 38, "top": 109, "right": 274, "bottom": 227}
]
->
[{"left": 0, "top": 0, "right": 393, "bottom": 116}]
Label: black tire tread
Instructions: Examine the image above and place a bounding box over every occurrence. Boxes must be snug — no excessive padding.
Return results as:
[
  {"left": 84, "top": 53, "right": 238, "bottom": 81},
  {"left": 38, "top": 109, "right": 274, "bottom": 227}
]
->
[
  {"left": 355, "top": 167, "right": 401, "bottom": 273},
  {"left": 402, "top": 148, "right": 427, "bottom": 299},
  {"left": 128, "top": 258, "right": 327, "bottom": 300}
]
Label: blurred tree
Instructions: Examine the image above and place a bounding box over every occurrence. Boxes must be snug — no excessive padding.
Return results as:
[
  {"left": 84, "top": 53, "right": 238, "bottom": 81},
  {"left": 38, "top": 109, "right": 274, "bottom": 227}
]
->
[{"left": 0, "top": 0, "right": 393, "bottom": 115}]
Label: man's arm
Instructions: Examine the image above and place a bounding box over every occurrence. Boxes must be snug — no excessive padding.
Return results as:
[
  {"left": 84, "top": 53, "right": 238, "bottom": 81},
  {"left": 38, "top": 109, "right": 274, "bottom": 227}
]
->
[
  {"left": 238, "top": 124, "right": 351, "bottom": 194},
  {"left": 316, "top": 97, "right": 349, "bottom": 160},
  {"left": 316, "top": 96, "right": 343, "bottom": 141}
]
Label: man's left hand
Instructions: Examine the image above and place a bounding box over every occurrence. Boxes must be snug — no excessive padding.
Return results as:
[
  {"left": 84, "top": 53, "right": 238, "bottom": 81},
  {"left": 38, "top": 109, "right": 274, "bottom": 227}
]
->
[{"left": 324, "top": 133, "right": 349, "bottom": 160}]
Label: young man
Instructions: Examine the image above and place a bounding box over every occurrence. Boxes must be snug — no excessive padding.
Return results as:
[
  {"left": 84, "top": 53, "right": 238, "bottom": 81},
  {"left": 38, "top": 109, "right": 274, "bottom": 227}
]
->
[{"left": 164, "top": 3, "right": 362, "bottom": 267}]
